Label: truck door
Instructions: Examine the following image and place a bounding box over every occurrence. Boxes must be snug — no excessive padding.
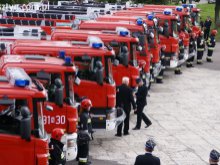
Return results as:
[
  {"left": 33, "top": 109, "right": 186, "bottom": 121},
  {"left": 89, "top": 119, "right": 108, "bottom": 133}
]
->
[{"left": 0, "top": 98, "right": 35, "bottom": 164}]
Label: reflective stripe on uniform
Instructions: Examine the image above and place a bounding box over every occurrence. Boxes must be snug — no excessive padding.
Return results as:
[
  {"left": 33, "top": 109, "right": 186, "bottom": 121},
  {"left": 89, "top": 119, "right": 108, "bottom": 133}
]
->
[
  {"left": 207, "top": 56, "right": 212, "bottom": 60},
  {"left": 157, "top": 76, "right": 163, "bottom": 79},
  {"left": 197, "top": 48, "right": 204, "bottom": 51},
  {"left": 208, "top": 47, "right": 214, "bottom": 51},
  {"left": 61, "top": 152, "right": 65, "bottom": 159},
  {"left": 79, "top": 158, "right": 88, "bottom": 163},
  {"left": 197, "top": 60, "right": 202, "bottom": 62},
  {"left": 88, "top": 118, "right": 91, "bottom": 123}
]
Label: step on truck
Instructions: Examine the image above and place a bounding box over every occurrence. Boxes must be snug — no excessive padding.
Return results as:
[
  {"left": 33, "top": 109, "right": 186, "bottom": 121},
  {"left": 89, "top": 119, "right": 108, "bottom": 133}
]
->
[
  {"left": 0, "top": 55, "right": 78, "bottom": 161},
  {"left": 10, "top": 39, "right": 125, "bottom": 130},
  {"left": 0, "top": 67, "right": 48, "bottom": 165}
]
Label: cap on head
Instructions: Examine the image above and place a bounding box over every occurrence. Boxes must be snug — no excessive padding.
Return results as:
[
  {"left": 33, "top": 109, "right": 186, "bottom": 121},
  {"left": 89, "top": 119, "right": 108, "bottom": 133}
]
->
[
  {"left": 211, "top": 30, "right": 218, "bottom": 36},
  {"left": 51, "top": 128, "right": 64, "bottom": 141},
  {"left": 136, "top": 78, "right": 142, "bottom": 84},
  {"left": 81, "top": 98, "right": 92, "bottom": 110},
  {"left": 210, "top": 149, "right": 220, "bottom": 162},
  {"left": 145, "top": 138, "right": 156, "bottom": 151}
]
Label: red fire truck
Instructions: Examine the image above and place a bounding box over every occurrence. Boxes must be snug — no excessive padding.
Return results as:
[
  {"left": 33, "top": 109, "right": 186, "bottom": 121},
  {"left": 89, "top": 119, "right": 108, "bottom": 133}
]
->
[
  {"left": 0, "top": 55, "right": 78, "bottom": 161},
  {"left": 114, "top": 9, "right": 179, "bottom": 68},
  {"left": 0, "top": 18, "right": 72, "bottom": 35},
  {"left": 11, "top": 39, "right": 124, "bottom": 130},
  {"left": 95, "top": 15, "right": 162, "bottom": 80},
  {"left": 0, "top": 67, "right": 48, "bottom": 165},
  {"left": 51, "top": 28, "right": 140, "bottom": 87},
  {"left": 78, "top": 20, "right": 152, "bottom": 86}
]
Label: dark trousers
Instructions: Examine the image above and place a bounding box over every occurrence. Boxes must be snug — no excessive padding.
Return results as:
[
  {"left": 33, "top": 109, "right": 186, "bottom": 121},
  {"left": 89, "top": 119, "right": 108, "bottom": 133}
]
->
[
  {"left": 135, "top": 105, "right": 151, "bottom": 129},
  {"left": 204, "top": 29, "right": 210, "bottom": 40},
  {"left": 207, "top": 49, "right": 213, "bottom": 57},
  {"left": 117, "top": 110, "right": 130, "bottom": 135},
  {"left": 78, "top": 142, "right": 89, "bottom": 165},
  {"left": 197, "top": 51, "right": 204, "bottom": 60}
]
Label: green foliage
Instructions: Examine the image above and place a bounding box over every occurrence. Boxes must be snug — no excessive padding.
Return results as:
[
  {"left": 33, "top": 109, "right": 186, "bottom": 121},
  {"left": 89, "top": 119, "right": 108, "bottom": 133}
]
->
[
  {"left": 0, "top": 0, "right": 28, "bottom": 5},
  {"left": 134, "top": 0, "right": 170, "bottom": 4}
]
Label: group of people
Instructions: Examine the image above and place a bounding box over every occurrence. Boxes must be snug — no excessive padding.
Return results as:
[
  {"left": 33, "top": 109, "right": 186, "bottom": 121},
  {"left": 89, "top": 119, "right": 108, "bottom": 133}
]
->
[{"left": 115, "top": 77, "right": 152, "bottom": 137}]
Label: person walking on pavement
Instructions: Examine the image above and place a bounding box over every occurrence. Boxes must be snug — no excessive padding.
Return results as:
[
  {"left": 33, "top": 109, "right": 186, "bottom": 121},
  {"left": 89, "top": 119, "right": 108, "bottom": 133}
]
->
[
  {"left": 134, "top": 138, "right": 160, "bottom": 165},
  {"left": 209, "top": 149, "right": 220, "bottom": 165},
  {"left": 116, "top": 77, "right": 136, "bottom": 137},
  {"left": 77, "top": 99, "right": 93, "bottom": 165},
  {"left": 49, "top": 128, "right": 66, "bottom": 165},
  {"left": 197, "top": 31, "right": 205, "bottom": 64},
  {"left": 133, "top": 78, "right": 152, "bottom": 130},
  {"left": 204, "top": 16, "right": 212, "bottom": 40},
  {"left": 206, "top": 30, "right": 217, "bottom": 62}
]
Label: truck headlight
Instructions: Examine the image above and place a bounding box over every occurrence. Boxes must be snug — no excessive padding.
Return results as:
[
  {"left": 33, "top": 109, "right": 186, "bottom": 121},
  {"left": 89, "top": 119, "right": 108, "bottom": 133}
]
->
[{"left": 67, "top": 139, "right": 76, "bottom": 148}]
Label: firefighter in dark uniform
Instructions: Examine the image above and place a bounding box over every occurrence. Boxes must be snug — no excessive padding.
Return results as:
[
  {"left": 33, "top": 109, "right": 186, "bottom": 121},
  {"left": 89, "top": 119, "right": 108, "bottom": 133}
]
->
[
  {"left": 175, "top": 33, "right": 185, "bottom": 74},
  {"left": 134, "top": 138, "right": 160, "bottom": 165},
  {"left": 133, "top": 78, "right": 151, "bottom": 130},
  {"left": 116, "top": 77, "right": 136, "bottom": 137},
  {"left": 77, "top": 99, "right": 93, "bottom": 165},
  {"left": 156, "top": 45, "right": 166, "bottom": 83},
  {"left": 49, "top": 128, "right": 66, "bottom": 165},
  {"left": 196, "top": 31, "right": 205, "bottom": 64},
  {"left": 209, "top": 149, "right": 220, "bottom": 165},
  {"left": 186, "top": 32, "right": 197, "bottom": 68},
  {"left": 206, "top": 30, "right": 217, "bottom": 62},
  {"left": 204, "top": 16, "right": 212, "bottom": 40}
]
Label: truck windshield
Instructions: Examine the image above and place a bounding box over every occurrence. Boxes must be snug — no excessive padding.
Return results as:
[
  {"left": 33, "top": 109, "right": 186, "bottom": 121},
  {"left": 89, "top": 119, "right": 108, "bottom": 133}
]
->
[
  {"left": 183, "top": 15, "right": 190, "bottom": 30},
  {"left": 34, "top": 99, "right": 46, "bottom": 139},
  {"left": 130, "top": 42, "right": 138, "bottom": 67},
  {"left": 66, "top": 73, "right": 75, "bottom": 104},
  {"left": 105, "top": 57, "right": 114, "bottom": 84},
  {"left": 193, "top": 13, "right": 200, "bottom": 26},
  {"left": 171, "top": 20, "right": 178, "bottom": 38}
]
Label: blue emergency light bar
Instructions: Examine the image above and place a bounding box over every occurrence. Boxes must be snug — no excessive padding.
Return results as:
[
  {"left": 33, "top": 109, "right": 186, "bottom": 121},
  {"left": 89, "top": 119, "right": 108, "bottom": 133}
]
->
[
  {"left": 147, "top": 15, "right": 154, "bottom": 21},
  {"left": 6, "top": 67, "right": 31, "bottom": 87},
  {"left": 136, "top": 18, "right": 144, "bottom": 25},
  {"left": 163, "top": 9, "right": 172, "bottom": 15},
  {"left": 182, "top": 4, "right": 188, "bottom": 8},
  {"left": 59, "top": 50, "right": 66, "bottom": 59},
  {"left": 119, "top": 31, "right": 129, "bottom": 36},
  {"left": 176, "top": 7, "right": 183, "bottom": 12},
  {"left": 64, "top": 56, "right": 72, "bottom": 65},
  {"left": 92, "top": 43, "right": 103, "bottom": 49}
]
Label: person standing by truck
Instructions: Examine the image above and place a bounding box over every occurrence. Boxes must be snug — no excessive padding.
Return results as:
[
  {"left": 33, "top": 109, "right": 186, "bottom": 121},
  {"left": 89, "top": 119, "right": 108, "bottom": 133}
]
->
[
  {"left": 206, "top": 30, "right": 217, "bottom": 62},
  {"left": 133, "top": 78, "right": 152, "bottom": 130},
  {"left": 204, "top": 16, "right": 212, "bottom": 40},
  {"left": 197, "top": 31, "right": 205, "bottom": 64},
  {"left": 77, "top": 98, "right": 93, "bottom": 165},
  {"left": 116, "top": 77, "right": 136, "bottom": 137},
  {"left": 49, "top": 128, "right": 66, "bottom": 165}
]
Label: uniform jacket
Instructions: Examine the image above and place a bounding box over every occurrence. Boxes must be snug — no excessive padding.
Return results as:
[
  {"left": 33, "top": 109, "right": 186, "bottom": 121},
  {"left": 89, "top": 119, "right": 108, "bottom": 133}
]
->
[
  {"left": 116, "top": 84, "right": 136, "bottom": 112},
  {"left": 189, "top": 37, "right": 196, "bottom": 53},
  {"left": 134, "top": 153, "right": 160, "bottom": 165},
  {"left": 207, "top": 35, "right": 216, "bottom": 48},
  {"left": 136, "top": 85, "right": 148, "bottom": 107},
  {"left": 204, "top": 20, "right": 212, "bottom": 30},
  {"left": 197, "top": 36, "right": 205, "bottom": 50},
  {"left": 79, "top": 111, "right": 92, "bottom": 133},
  {"left": 49, "top": 138, "right": 66, "bottom": 165}
]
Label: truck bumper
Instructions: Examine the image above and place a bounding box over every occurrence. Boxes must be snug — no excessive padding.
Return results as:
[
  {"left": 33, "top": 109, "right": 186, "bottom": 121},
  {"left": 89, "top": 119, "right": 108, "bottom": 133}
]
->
[
  {"left": 106, "top": 107, "right": 126, "bottom": 131},
  {"left": 153, "top": 61, "right": 162, "bottom": 78},
  {"left": 90, "top": 107, "right": 126, "bottom": 131},
  {"left": 178, "top": 48, "right": 189, "bottom": 65},
  {"left": 61, "top": 133, "right": 78, "bottom": 161}
]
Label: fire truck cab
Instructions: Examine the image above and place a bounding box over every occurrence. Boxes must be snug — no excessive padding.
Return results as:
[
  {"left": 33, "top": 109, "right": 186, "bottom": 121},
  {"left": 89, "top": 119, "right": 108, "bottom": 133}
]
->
[
  {"left": 51, "top": 28, "right": 140, "bottom": 87},
  {"left": 0, "top": 67, "right": 48, "bottom": 165},
  {"left": 96, "top": 15, "right": 162, "bottom": 79},
  {"left": 11, "top": 39, "right": 123, "bottom": 131},
  {"left": 0, "top": 55, "right": 78, "bottom": 161},
  {"left": 114, "top": 9, "right": 179, "bottom": 68},
  {"left": 78, "top": 20, "right": 152, "bottom": 86}
]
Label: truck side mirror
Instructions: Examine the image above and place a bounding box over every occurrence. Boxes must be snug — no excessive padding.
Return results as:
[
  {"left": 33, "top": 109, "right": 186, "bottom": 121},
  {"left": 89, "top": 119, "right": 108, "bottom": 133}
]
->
[
  {"left": 113, "top": 59, "right": 119, "bottom": 66},
  {"left": 20, "top": 106, "right": 31, "bottom": 141},
  {"left": 54, "top": 78, "right": 64, "bottom": 107}
]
